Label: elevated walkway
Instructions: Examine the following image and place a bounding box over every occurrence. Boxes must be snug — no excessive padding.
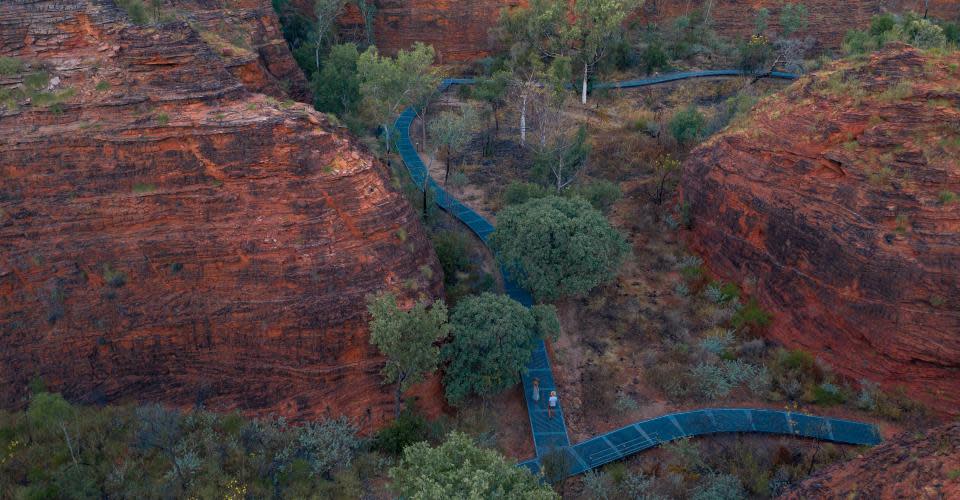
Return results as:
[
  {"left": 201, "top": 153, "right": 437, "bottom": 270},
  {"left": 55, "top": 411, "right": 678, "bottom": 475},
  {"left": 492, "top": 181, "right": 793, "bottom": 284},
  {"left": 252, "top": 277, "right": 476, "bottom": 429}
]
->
[{"left": 393, "top": 72, "right": 880, "bottom": 479}]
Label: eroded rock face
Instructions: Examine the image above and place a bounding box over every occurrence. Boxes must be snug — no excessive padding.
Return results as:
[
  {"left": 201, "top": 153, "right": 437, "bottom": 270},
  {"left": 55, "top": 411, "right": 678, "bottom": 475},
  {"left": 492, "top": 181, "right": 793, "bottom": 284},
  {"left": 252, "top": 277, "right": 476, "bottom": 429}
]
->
[
  {"left": 680, "top": 46, "right": 960, "bottom": 415},
  {"left": 781, "top": 422, "right": 960, "bottom": 499},
  {"left": 641, "top": 1, "right": 960, "bottom": 49},
  {"left": 167, "top": 0, "right": 309, "bottom": 102},
  {"left": 0, "top": 0, "right": 442, "bottom": 429},
  {"left": 331, "top": 0, "right": 960, "bottom": 62},
  {"left": 335, "top": 0, "right": 526, "bottom": 63}
]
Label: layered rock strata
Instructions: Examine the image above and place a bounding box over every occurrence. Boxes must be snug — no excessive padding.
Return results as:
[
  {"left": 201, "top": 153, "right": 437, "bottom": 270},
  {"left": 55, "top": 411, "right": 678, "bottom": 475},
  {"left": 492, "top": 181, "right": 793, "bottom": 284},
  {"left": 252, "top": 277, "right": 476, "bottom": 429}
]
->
[
  {"left": 332, "top": 0, "right": 960, "bottom": 62},
  {"left": 782, "top": 422, "right": 960, "bottom": 499},
  {"left": 170, "top": 0, "right": 310, "bottom": 102},
  {"left": 0, "top": 0, "right": 442, "bottom": 429},
  {"left": 680, "top": 46, "right": 960, "bottom": 415}
]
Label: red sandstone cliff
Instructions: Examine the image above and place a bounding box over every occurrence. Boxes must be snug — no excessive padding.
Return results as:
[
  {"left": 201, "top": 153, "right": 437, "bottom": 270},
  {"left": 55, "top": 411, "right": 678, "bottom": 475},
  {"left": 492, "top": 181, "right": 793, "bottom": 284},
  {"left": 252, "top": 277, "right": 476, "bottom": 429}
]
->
[
  {"left": 641, "top": 0, "right": 960, "bottom": 48},
  {"left": 679, "top": 45, "right": 960, "bottom": 415},
  {"left": 164, "top": 0, "right": 310, "bottom": 102},
  {"left": 0, "top": 0, "right": 442, "bottom": 429},
  {"left": 781, "top": 422, "right": 960, "bottom": 499},
  {"left": 332, "top": 0, "right": 960, "bottom": 62}
]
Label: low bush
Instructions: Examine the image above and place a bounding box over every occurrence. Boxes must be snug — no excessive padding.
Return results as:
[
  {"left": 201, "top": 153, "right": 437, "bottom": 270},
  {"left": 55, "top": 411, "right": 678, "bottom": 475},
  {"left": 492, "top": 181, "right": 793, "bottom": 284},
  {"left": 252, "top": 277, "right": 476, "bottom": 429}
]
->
[
  {"left": 373, "top": 407, "right": 429, "bottom": 455},
  {"left": 669, "top": 105, "right": 706, "bottom": 146},
  {"left": 501, "top": 181, "right": 549, "bottom": 206},
  {"left": 101, "top": 264, "right": 126, "bottom": 288},
  {"left": 0, "top": 56, "right": 23, "bottom": 76},
  {"left": 812, "top": 382, "right": 846, "bottom": 406},
  {"left": 571, "top": 180, "right": 622, "bottom": 214},
  {"left": 431, "top": 231, "right": 470, "bottom": 285},
  {"left": 730, "top": 298, "right": 771, "bottom": 333},
  {"left": 639, "top": 43, "right": 670, "bottom": 74},
  {"left": 648, "top": 361, "right": 693, "bottom": 399}
]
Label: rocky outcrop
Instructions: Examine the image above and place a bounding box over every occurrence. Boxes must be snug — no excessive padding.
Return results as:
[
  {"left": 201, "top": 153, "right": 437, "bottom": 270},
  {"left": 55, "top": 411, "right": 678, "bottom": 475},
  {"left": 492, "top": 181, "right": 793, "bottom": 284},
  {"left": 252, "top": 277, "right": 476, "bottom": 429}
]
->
[
  {"left": 335, "top": 0, "right": 526, "bottom": 63},
  {"left": 0, "top": 0, "right": 442, "bottom": 429},
  {"left": 331, "top": 0, "right": 960, "bottom": 62},
  {"left": 680, "top": 46, "right": 960, "bottom": 415},
  {"left": 641, "top": 1, "right": 960, "bottom": 49},
  {"left": 782, "top": 422, "right": 960, "bottom": 499},
  {"left": 166, "top": 0, "right": 309, "bottom": 102}
]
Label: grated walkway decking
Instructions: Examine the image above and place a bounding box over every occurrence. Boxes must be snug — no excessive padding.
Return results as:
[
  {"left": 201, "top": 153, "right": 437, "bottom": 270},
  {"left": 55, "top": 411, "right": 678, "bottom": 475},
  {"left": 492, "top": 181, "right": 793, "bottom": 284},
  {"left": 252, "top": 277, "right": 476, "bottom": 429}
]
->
[{"left": 393, "top": 71, "right": 881, "bottom": 479}]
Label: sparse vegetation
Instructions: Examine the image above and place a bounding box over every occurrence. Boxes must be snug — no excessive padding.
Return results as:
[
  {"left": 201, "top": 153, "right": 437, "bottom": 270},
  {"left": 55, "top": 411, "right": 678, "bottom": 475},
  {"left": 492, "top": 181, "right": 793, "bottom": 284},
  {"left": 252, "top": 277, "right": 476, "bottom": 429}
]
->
[
  {"left": 938, "top": 190, "right": 957, "bottom": 205},
  {"left": 101, "top": 263, "right": 127, "bottom": 288},
  {"left": 0, "top": 56, "right": 23, "bottom": 76},
  {"left": 132, "top": 182, "right": 156, "bottom": 194}
]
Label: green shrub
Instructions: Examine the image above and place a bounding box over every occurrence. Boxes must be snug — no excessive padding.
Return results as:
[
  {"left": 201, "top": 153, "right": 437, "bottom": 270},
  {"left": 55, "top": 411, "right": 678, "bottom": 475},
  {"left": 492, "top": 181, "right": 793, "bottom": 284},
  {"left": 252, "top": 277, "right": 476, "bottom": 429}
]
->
[
  {"left": 812, "top": 382, "right": 846, "bottom": 406},
  {"left": 95, "top": 80, "right": 110, "bottom": 92},
  {"left": 669, "top": 105, "right": 706, "bottom": 145},
  {"left": 501, "top": 181, "right": 549, "bottom": 206},
  {"left": 843, "top": 29, "right": 874, "bottom": 55},
  {"left": 442, "top": 293, "right": 552, "bottom": 404},
  {"left": 944, "top": 23, "right": 960, "bottom": 45},
  {"left": 731, "top": 298, "right": 771, "bottom": 332},
  {"left": 489, "top": 196, "right": 629, "bottom": 302},
  {"left": 692, "top": 472, "right": 746, "bottom": 500},
  {"left": 373, "top": 407, "right": 428, "bottom": 455},
  {"left": 116, "top": 0, "right": 150, "bottom": 25},
  {"left": 297, "top": 417, "right": 361, "bottom": 478},
  {"left": 0, "top": 56, "right": 23, "bottom": 76},
  {"left": 431, "top": 231, "right": 470, "bottom": 285},
  {"left": 571, "top": 180, "right": 621, "bottom": 214},
  {"left": 705, "top": 281, "right": 740, "bottom": 304},
  {"left": 101, "top": 264, "right": 126, "bottom": 288},
  {"left": 778, "top": 349, "right": 815, "bottom": 372},
  {"left": 640, "top": 43, "right": 670, "bottom": 75},
  {"left": 739, "top": 35, "right": 774, "bottom": 71},
  {"left": 938, "top": 191, "right": 957, "bottom": 205},
  {"left": 779, "top": 3, "right": 809, "bottom": 37},
  {"left": 132, "top": 182, "right": 156, "bottom": 194},
  {"left": 903, "top": 18, "right": 947, "bottom": 49},
  {"left": 390, "top": 432, "right": 556, "bottom": 497},
  {"left": 870, "top": 13, "right": 897, "bottom": 37}
]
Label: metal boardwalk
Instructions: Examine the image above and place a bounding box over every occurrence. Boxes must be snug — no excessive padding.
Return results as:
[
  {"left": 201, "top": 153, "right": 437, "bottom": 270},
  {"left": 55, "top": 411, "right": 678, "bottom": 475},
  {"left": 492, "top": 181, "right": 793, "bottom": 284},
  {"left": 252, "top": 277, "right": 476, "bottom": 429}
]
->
[{"left": 393, "top": 72, "right": 881, "bottom": 479}]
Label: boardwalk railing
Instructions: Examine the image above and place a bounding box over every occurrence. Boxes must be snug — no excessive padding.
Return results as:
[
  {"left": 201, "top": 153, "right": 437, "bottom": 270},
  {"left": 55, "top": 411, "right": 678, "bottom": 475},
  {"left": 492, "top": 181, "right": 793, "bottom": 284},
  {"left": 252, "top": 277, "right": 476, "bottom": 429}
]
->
[{"left": 392, "top": 70, "right": 880, "bottom": 480}]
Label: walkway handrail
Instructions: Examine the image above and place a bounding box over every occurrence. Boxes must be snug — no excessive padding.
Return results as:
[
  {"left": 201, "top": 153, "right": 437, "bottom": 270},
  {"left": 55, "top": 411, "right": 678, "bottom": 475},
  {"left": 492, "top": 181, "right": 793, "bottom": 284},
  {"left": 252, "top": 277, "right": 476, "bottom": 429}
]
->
[{"left": 392, "top": 70, "right": 879, "bottom": 480}]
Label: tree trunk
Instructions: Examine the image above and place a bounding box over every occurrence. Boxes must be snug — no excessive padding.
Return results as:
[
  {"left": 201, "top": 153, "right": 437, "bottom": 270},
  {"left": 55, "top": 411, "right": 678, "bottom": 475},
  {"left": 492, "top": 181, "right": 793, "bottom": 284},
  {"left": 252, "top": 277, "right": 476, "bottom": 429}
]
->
[
  {"left": 394, "top": 385, "right": 403, "bottom": 418},
  {"left": 420, "top": 105, "right": 429, "bottom": 152},
  {"left": 555, "top": 157, "right": 563, "bottom": 192},
  {"left": 444, "top": 146, "right": 451, "bottom": 184},
  {"left": 315, "top": 43, "right": 321, "bottom": 74},
  {"left": 493, "top": 103, "right": 500, "bottom": 133},
  {"left": 422, "top": 177, "right": 429, "bottom": 217},
  {"left": 382, "top": 123, "right": 391, "bottom": 152},
  {"left": 520, "top": 93, "right": 527, "bottom": 145},
  {"left": 581, "top": 63, "right": 589, "bottom": 105}
]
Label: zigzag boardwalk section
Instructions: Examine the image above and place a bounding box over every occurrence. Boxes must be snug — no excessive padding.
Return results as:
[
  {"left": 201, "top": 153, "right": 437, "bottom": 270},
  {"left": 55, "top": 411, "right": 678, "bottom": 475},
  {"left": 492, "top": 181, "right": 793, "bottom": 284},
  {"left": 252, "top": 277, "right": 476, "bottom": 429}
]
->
[{"left": 393, "top": 72, "right": 880, "bottom": 479}]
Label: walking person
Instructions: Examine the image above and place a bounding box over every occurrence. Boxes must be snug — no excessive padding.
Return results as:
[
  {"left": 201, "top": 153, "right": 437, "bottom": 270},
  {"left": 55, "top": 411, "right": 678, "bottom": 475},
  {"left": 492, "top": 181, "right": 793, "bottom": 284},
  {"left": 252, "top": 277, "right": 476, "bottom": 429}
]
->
[
  {"left": 548, "top": 391, "right": 558, "bottom": 419},
  {"left": 532, "top": 378, "right": 540, "bottom": 406}
]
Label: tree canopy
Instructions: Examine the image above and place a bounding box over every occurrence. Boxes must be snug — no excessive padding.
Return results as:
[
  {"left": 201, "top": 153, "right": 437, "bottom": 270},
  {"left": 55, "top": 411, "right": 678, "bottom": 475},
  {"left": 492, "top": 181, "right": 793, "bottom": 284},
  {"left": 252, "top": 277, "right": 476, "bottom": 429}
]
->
[
  {"left": 357, "top": 42, "right": 439, "bottom": 151},
  {"left": 367, "top": 292, "right": 450, "bottom": 415},
  {"left": 389, "top": 431, "right": 557, "bottom": 499},
  {"left": 442, "top": 293, "right": 559, "bottom": 404},
  {"left": 313, "top": 43, "right": 361, "bottom": 117},
  {"left": 489, "top": 196, "right": 629, "bottom": 302}
]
